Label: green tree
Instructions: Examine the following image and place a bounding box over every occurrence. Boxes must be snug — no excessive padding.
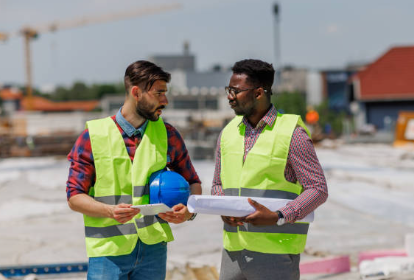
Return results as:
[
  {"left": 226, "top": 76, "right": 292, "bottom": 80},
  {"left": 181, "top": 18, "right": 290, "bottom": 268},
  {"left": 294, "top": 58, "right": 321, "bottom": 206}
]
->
[
  {"left": 271, "top": 91, "right": 307, "bottom": 119},
  {"left": 53, "top": 86, "right": 70, "bottom": 101},
  {"left": 49, "top": 81, "right": 125, "bottom": 101},
  {"left": 315, "top": 101, "right": 346, "bottom": 136},
  {"left": 91, "top": 83, "right": 122, "bottom": 99},
  {"left": 71, "top": 81, "right": 90, "bottom": 100}
]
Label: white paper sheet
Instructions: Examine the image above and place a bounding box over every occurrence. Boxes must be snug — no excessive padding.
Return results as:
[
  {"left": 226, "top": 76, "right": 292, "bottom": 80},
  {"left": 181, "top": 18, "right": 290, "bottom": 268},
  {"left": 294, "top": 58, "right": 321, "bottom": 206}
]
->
[
  {"left": 187, "top": 195, "right": 314, "bottom": 223},
  {"left": 131, "top": 203, "right": 172, "bottom": 216}
]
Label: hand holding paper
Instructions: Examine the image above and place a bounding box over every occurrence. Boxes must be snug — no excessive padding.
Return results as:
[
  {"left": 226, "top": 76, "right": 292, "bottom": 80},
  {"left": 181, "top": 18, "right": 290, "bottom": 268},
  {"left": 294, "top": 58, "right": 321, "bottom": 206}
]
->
[
  {"left": 187, "top": 195, "right": 314, "bottom": 223},
  {"left": 244, "top": 198, "right": 280, "bottom": 226},
  {"left": 158, "top": 203, "right": 193, "bottom": 224},
  {"left": 131, "top": 203, "right": 172, "bottom": 216}
]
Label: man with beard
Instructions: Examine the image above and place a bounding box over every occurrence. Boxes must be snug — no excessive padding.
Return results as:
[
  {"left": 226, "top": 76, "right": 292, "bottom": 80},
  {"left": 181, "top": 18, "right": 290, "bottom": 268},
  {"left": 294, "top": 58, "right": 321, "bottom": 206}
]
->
[
  {"left": 212, "top": 59, "right": 328, "bottom": 280},
  {"left": 66, "top": 60, "right": 201, "bottom": 279}
]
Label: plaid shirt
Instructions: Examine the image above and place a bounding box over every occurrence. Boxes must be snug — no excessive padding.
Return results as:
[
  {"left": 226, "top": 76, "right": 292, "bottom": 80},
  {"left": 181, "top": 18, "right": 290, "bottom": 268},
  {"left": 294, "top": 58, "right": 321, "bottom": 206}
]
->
[
  {"left": 66, "top": 110, "right": 201, "bottom": 200},
  {"left": 211, "top": 105, "right": 328, "bottom": 223}
]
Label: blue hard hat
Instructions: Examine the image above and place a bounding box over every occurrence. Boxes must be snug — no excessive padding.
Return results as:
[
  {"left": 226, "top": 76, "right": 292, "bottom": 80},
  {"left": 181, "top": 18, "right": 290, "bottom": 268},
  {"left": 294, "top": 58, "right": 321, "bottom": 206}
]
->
[{"left": 149, "top": 170, "right": 190, "bottom": 208}]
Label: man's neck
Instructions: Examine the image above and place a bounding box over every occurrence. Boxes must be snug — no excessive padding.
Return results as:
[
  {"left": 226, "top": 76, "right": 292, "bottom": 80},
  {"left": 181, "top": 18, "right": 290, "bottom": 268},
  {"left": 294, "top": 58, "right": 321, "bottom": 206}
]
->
[
  {"left": 121, "top": 102, "right": 146, "bottom": 129},
  {"left": 246, "top": 103, "right": 272, "bottom": 128}
]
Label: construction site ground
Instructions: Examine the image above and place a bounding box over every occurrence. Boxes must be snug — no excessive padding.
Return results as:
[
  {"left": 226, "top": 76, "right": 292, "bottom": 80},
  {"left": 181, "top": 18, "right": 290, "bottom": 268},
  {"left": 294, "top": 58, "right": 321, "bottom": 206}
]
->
[{"left": 0, "top": 141, "right": 414, "bottom": 279}]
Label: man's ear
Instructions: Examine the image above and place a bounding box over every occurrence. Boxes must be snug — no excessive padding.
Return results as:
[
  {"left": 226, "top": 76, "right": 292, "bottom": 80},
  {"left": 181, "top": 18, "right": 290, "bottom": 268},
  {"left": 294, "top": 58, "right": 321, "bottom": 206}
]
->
[
  {"left": 130, "top": 86, "right": 142, "bottom": 100},
  {"left": 255, "top": 87, "right": 265, "bottom": 99}
]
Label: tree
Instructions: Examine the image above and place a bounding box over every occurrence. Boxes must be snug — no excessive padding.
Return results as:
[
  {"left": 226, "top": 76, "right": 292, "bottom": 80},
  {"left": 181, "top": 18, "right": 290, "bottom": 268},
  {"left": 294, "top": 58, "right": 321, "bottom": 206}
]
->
[
  {"left": 71, "top": 81, "right": 90, "bottom": 100},
  {"left": 271, "top": 91, "right": 307, "bottom": 119},
  {"left": 91, "top": 83, "right": 121, "bottom": 99},
  {"left": 315, "top": 101, "right": 346, "bottom": 136},
  {"left": 46, "top": 81, "right": 124, "bottom": 101}
]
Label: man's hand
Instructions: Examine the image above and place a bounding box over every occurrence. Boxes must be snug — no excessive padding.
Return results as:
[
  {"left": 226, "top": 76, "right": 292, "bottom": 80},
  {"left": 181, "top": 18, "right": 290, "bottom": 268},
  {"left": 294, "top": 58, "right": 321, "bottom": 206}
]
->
[
  {"left": 111, "top": 204, "right": 140, "bottom": 224},
  {"left": 244, "top": 198, "right": 279, "bottom": 226},
  {"left": 158, "top": 203, "right": 193, "bottom": 224},
  {"left": 221, "top": 216, "right": 245, "bottom": 227}
]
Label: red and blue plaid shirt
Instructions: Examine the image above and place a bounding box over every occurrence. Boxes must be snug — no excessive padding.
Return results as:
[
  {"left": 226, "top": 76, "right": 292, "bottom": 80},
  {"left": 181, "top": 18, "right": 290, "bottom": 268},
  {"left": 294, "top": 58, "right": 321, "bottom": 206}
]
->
[
  {"left": 66, "top": 114, "right": 201, "bottom": 200},
  {"left": 211, "top": 105, "right": 328, "bottom": 223}
]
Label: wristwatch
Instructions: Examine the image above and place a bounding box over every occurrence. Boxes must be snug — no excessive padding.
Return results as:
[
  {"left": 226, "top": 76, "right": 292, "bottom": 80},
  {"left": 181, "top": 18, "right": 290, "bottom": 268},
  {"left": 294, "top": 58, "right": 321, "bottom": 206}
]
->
[
  {"left": 276, "top": 210, "right": 285, "bottom": 226},
  {"left": 188, "top": 213, "right": 197, "bottom": 221}
]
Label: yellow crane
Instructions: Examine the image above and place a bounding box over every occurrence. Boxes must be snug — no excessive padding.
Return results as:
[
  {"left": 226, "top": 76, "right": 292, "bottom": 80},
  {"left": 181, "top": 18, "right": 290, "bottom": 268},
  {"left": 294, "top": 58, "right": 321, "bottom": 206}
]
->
[{"left": 0, "top": 3, "right": 181, "bottom": 110}]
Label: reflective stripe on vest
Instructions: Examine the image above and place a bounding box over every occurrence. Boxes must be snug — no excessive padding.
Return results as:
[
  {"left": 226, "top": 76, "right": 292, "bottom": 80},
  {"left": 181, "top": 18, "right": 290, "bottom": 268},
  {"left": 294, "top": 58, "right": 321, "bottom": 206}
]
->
[
  {"left": 223, "top": 188, "right": 299, "bottom": 200},
  {"left": 220, "top": 113, "right": 311, "bottom": 255},
  {"left": 223, "top": 222, "right": 309, "bottom": 234},
  {"left": 84, "top": 117, "right": 173, "bottom": 257}
]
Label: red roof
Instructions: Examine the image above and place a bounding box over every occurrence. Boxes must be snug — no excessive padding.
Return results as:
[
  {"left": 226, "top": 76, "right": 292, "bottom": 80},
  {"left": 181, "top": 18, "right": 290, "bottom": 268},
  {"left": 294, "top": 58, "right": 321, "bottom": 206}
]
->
[
  {"left": 0, "top": 88, "right": 23, "bottom": 100},
  {"left": 21, "top": 96, "right": 99, "bottom": 112},
  {"left": 354, "top": 46, "right": 414, "bottom": 101}
]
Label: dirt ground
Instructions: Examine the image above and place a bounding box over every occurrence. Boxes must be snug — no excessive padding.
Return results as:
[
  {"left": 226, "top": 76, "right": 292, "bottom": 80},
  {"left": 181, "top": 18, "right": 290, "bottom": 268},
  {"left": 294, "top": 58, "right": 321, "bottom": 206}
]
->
[{"left": 1, "top": 142, "right": 414, "bottom": 279}]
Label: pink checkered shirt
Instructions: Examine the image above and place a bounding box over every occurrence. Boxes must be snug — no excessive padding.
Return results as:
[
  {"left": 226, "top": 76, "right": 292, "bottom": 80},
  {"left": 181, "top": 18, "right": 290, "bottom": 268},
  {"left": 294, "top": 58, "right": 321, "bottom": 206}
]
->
[{"left": 211, "top": 105, "right": 328, "bottom": 223}]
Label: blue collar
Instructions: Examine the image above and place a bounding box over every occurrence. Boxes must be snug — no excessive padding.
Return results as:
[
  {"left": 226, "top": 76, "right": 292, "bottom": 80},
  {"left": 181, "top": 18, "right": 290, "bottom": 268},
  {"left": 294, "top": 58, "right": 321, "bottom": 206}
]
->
[{"left": 116, "top": 107, "right": 148, "bottom": 137}]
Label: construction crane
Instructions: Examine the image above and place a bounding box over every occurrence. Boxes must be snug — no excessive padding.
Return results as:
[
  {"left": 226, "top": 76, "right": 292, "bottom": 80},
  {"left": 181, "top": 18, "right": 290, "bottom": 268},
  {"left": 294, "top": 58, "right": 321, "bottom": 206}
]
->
[{"left": 0, "top": 3, "right": 181, "bottom": 110}]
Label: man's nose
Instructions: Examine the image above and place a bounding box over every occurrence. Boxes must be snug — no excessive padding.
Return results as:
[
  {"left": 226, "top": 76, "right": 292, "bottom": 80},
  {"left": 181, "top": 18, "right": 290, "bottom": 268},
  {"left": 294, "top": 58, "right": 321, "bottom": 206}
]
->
[{"left": 160, "top": 94, "right": 168, "bottom": 106}]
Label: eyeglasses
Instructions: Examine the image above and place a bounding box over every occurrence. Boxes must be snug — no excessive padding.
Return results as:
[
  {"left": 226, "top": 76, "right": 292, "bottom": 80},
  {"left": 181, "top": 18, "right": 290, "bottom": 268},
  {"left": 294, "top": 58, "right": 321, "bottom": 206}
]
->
[{"left": 225, "top": 86, "right": 260, "bottom": 98}]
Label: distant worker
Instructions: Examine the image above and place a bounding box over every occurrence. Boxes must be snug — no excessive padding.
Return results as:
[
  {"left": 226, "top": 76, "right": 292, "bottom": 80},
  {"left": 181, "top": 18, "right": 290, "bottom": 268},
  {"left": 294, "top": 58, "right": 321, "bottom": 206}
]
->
[
  {"left": 305, "top": 105, "right": 319, "bottom": 125},
  {"left": 212, "top": 59, "right": 328, "bottom": 280},
  {"left": 66, "top": 60, "right": 201, "bottom": 280},
  {"left": 305, "top": 105, "right": 321, "bottom": 138}
]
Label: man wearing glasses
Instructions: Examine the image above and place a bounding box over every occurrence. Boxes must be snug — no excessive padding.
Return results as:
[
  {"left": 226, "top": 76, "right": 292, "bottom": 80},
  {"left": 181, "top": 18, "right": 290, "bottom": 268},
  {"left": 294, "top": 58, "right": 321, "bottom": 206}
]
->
[{"left": 211, "top": 59, "right": 328, "bottom": 279}]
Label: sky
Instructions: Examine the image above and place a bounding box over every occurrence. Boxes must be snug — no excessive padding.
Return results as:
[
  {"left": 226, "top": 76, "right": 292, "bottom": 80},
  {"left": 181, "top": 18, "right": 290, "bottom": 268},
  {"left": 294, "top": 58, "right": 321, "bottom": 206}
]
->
[{"left": 0, "top": 0, "right": 414, "bottom": 91}]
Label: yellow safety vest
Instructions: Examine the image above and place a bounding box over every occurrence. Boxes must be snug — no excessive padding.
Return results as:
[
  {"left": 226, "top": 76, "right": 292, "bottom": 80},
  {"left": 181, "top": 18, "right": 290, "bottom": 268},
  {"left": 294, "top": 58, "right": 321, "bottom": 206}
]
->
[
  {"left": 221, "top": 113, "right": 310, "bottom": 254},
  {"left": 84, "top": 117, "right": 173, "bottom": 258}
]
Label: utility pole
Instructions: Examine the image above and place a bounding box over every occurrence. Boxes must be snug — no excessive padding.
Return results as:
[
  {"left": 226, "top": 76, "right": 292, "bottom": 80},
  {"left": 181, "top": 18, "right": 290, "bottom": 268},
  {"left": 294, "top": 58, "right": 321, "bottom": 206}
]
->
[{"left": 273, "top": 3, "right": 281, "bottom": 89}]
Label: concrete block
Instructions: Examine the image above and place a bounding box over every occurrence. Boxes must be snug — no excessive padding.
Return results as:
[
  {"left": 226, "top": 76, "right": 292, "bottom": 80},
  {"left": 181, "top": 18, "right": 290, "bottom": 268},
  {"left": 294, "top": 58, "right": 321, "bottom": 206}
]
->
[
  {"left": 358, "top": 249, "right": 407, "bottom": 265},
  {"left": 300, "top": 255, "right": 350, "bottom": 274},
  {"left": 360, "top": 257, "right": 414, "bottom": 279}
]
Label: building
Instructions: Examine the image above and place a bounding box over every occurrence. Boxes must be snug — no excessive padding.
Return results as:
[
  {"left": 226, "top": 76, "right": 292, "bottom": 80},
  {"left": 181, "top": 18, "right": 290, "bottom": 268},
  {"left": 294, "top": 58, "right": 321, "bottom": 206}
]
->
[
  {"left": 352, "top": 46, "right": 414, "bottom": 130},
  {"left": 149, "top": 41, "right": 195, "bottom": 71},
  {"left": 0, "top": 86, "right": 100, "bottom": 144},
  {"left": 0, "top": 86, "right": 23, "bottom": 115},
  {"left": 0, "top": 86, "right": 99, "bottom": 115},
  {"left": 320, "top": 70, "right": 356, "bottom": 112},
  {"left": 275, "top": 66, "right": 323, "bottom": 106},
  {"left": 276, "top": 66, "right": 308, "bottom": 93}
]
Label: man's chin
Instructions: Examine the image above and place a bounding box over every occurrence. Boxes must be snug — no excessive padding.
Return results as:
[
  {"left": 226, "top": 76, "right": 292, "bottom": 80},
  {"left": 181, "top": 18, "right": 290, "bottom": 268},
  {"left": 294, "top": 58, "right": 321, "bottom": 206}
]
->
[
  {"left": 149, "top": 115, "right": 159, "bottom": 121},
  {"left": 233, "top": 108, "right": 244, "bottom": 116}
]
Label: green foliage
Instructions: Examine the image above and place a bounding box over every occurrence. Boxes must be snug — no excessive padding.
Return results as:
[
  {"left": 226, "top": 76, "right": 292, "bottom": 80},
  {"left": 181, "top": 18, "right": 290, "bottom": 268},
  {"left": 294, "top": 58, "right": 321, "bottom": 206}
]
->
[
  {"left": 43, "top": 81, "right": 125, "bottom": 101},
  {"left": 271, "top": 92, "right": 348, "bottom": 136},
  {"left": 315, "top": 101, "right": 346, "bottom": 136},
  {"left": 69, "top": 81, "right": 89, "bottom": 100},
  {"left": 92, "top": 84, "right": 117, "bottom": 99},
  {"left": 271, "top": 91, "right": 307, "bottom": 119},
  {"left": 53, "top": 86, "right": 71, "bottom": 101}
]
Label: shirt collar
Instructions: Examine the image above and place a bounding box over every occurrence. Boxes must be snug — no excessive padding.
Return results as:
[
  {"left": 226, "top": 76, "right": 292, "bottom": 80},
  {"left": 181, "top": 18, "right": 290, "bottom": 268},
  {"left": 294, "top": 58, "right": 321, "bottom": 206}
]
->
[
  {"left": 116, "top": 107, "right": 148, "bottom": 137},
  {"left": 240, "top": 104, "right": 278, "bottom": 129}
]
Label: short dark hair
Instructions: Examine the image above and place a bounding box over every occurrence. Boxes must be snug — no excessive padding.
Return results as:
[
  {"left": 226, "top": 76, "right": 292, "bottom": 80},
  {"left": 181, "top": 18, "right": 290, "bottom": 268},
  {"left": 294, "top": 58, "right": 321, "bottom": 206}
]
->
[
  {"left": 232, "top": 59, "right": 275, "bottom": 96},
  {"left": 124, "top": 60, "right": 171, "bottom": 93}
]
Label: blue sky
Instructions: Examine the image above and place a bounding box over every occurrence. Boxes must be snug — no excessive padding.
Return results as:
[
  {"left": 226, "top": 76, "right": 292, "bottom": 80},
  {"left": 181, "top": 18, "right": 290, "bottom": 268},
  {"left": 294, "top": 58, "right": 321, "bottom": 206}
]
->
[{"left": 0, "top": 0, "right": 413, "bottom": 90}]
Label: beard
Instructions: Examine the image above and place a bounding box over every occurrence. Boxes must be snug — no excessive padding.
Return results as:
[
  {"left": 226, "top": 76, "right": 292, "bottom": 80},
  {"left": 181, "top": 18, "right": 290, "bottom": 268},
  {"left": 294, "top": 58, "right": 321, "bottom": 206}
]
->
[
  {"left": 230, "top": 97, "right": 257, "bottom": 117},
  {"left": 233, "top": 105, "right": 246, "bottom": 116},
  {"left": 136, "top": 99, "right": 165, "bottom": 121}
]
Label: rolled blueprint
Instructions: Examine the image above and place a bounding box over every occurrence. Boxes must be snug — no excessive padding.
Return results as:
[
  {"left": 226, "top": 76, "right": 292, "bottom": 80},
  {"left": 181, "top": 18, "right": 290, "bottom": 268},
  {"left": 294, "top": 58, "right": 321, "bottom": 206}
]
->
[{"left": 187, "top": 195, "right": 314, "bottom": 223}]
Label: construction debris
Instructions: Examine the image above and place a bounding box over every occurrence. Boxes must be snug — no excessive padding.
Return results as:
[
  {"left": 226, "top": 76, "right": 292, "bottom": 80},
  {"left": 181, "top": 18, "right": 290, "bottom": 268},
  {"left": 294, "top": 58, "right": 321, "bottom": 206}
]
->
[{"left": 360, "top": 257, "right": 414, "bottom": 279}]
